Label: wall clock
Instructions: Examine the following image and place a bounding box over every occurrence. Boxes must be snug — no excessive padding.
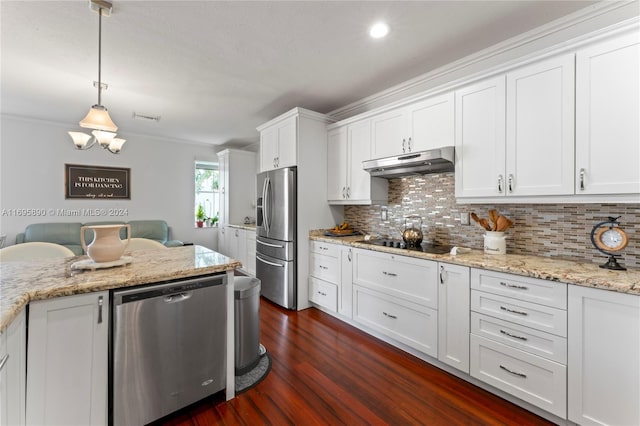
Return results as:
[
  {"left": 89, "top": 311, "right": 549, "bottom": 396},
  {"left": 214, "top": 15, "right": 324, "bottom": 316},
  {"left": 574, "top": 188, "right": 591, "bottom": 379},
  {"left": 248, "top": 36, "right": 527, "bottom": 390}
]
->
[{"left": 590, "top": 216, "right": 628, "bottom": 270}]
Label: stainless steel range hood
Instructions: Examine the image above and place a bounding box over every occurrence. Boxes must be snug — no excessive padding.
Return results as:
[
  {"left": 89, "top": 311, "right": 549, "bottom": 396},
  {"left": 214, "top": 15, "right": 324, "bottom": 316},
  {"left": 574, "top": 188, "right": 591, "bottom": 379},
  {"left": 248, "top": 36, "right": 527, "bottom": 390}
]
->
[{"left": 362, "top": 147, "right": 455, "bottom": 178}]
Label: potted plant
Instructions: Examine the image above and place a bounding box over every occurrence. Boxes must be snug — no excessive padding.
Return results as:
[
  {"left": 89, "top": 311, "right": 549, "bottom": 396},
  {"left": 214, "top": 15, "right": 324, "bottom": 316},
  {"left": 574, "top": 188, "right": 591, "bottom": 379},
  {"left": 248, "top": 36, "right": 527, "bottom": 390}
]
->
[
  {"left": 196, "top": 204, "right": 206, "bottom": 228},
  {"left": 207, "top": 213, "right": 219, "bottom": 227}
]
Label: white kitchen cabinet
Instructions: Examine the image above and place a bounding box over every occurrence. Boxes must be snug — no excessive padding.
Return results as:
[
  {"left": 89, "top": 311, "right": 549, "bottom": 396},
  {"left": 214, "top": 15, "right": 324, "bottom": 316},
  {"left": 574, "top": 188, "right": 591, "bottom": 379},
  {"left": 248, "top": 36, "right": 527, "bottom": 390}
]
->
[
  {"left": 339, "top": 246, "right": 353, "bottom": 318},
  {"left": 437, "top": 263, "right": 470, "bottom": 373},
  {"left": 455, "top": 75, "right": 506, "bottom": 198},
  {"left": 371, "top": 108, "right": 407, "bottom": 159},
  {"left": 456, "top": 54, "right": 575, "bottom": 199},
  {"left": 327, "top": 122, "right": 387, "bottom": 205},
  {"left": 258, "top": 115, "right": 297, "bottom": 171},
  {"left": 218, "top": 225, "right": 229, "bottom": 255},
  {"left": 371, "top": 92, "right": 455, "bottom": 159},
  {"left": 0, "top": 310, "right": 26, "bottom": 426},
  {"left": 568, "top": 286, "right": 640, "bottom": 426},
  {"left": 26, "top": 292, "right": 108, "bottom": 426},
  {"left": 406, "top": 92, "right": 455, "bottom": 152},
  {"left": 308, "top": 241, "right": 354, "bottom": 317},
  {"left": 575, "top": 31, "right": 640, "bottom": 196},
  {"left": 217, "top": 149, "right": 256, "bottom": 227},
  {"left": 470, "top": 268, "right": 568, "bottom": 418}
]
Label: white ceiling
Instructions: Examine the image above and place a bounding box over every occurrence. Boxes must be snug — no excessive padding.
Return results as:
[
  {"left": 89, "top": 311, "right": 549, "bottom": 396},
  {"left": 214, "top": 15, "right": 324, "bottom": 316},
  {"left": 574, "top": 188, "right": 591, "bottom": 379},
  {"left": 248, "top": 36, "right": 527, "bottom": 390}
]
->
[{"left": 1, "top": 0, "right": 600, "bottom": 148}]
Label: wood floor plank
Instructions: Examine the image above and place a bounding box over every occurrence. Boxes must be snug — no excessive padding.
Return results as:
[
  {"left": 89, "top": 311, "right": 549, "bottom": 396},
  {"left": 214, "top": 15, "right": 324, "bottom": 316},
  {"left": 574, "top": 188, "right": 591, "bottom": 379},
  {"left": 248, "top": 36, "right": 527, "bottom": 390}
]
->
[{"left": 159, "top": 298, "right": 554, "bottom": 426}]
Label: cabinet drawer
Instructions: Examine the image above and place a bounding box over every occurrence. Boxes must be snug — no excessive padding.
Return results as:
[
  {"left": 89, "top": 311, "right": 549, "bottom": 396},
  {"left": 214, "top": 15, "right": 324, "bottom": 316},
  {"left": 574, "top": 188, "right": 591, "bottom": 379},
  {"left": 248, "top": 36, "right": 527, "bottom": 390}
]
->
[
  {"left": 309, "top": 252, "right": 340, "bottom": 284},
  {"left": 353, "top": 285, "right": 437, "bottom": 357},
  {"left": 471, "top": 290, "right": 567, "bottom": 337},
  {"left": 471, "top": 269, "right": 567, "bottom": 309},
  {"left": 471, "top": 312, "right": 566, "bottom": 364},
  {"left": 353, "top": 249, "right": 438, "bottom": 309},
  {"left": 470, "top": 334, "right": 566, "bottom": 418},
  {"left": 309, "top": 277, "right": 337, "bottom": 312},
  {"left": 310, "top": 241, "right": 340, "bottom": 258}
]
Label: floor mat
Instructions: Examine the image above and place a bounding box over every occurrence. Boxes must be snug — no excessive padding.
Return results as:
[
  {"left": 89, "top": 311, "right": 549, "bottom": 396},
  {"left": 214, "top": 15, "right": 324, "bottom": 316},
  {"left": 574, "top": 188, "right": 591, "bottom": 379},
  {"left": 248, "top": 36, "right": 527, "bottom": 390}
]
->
[{"left": 235, "top": 350, "right": 272, "bottom": 394}]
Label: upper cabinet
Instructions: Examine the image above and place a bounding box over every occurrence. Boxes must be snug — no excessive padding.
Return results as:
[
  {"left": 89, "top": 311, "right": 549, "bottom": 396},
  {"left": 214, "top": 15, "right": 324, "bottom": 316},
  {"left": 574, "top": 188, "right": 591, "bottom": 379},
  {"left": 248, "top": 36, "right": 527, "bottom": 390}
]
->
[
  {"left": 259, "top": 115, "right": 297, "bottom": 172},
  {"left": 371, "top": 93, "right": 455, "bottom": 159},
  {"left": 456, "top": 54, "right": 575, "bottom": 199},
  {"left": 217, "top": 149, "right": 257, "bottom": 226},
  {"left": 575, "top": 32, "right": 640, "bottom": 196},
  {"left": 327, "top": 120, "right": 387, "bottom": 205}
]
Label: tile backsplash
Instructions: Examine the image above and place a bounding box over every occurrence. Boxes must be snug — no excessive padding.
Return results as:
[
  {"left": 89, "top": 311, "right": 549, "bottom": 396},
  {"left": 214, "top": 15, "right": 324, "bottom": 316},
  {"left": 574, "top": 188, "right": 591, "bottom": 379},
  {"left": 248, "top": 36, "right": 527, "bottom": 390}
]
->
[{"left": 344, "top": 173, "right": 640, "bottom": 270}]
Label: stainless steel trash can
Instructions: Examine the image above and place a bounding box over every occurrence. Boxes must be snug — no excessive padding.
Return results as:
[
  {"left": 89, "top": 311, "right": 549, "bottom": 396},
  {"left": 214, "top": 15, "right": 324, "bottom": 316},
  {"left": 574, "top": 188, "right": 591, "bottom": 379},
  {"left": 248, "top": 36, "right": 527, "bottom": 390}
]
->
[{"left": 234, "top": 276, "right": 261, "bottom": 375}]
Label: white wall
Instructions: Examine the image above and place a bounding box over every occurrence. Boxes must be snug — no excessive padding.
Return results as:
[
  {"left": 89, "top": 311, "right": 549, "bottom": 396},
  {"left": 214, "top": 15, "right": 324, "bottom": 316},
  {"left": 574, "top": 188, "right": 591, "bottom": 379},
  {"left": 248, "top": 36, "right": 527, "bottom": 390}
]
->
[{"left": 0, "top": 115, "right": 221, "bottom": 250}]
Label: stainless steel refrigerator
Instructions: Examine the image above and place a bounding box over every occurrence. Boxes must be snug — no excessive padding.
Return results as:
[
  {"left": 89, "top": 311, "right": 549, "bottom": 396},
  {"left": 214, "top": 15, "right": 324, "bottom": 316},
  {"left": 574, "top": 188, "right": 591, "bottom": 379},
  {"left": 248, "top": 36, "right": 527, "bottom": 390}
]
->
[{"left": 256, "top": 167, "right": 297, "bottom": 309}]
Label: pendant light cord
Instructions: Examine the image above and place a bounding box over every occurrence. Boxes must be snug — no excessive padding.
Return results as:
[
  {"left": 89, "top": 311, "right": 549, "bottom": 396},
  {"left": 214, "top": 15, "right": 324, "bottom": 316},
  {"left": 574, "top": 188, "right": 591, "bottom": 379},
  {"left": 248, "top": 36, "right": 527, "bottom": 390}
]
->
[{"left": 97, "top": 7, "right": 102, "bottom": 106}]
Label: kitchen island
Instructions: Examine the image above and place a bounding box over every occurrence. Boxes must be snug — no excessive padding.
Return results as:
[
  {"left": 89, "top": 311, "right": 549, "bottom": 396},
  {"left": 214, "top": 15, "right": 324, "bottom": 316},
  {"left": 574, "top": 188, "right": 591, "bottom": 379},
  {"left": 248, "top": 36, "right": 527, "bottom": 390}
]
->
[{"left": 0, "top": 245, "right": 241, "bottom": 426}]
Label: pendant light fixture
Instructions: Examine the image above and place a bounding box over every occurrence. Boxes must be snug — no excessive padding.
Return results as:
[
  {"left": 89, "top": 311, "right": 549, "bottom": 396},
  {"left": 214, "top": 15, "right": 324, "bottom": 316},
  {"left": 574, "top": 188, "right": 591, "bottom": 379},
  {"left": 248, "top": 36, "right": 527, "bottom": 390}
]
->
[{"left": 68, "top": 0, "right": 125, "bottom": 154}]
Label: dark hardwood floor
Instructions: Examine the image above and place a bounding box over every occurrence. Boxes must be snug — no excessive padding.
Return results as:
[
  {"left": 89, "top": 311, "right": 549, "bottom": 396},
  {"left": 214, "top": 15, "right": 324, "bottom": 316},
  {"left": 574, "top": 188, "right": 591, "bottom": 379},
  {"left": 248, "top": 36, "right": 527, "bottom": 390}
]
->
[{"left": 159, "top": 298, "right": 554, "bottom": 426}]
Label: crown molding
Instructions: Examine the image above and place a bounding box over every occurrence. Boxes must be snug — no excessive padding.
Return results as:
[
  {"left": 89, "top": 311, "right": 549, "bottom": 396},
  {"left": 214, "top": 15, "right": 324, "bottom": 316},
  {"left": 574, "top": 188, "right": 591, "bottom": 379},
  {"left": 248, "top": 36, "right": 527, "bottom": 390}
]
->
[{"left": 328, "top": 0, "right": 638, "bottom": 121}]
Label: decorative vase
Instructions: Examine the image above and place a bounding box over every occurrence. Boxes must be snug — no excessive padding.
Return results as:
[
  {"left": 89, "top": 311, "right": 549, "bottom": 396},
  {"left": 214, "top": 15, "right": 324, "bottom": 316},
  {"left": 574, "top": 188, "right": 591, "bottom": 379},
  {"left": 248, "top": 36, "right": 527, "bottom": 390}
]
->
[
  {"left": 483, "top": 231, "right": 506, "bottom": 255},
  {"left": 81, "top": 224, "right": 131, "bottom": 263}
]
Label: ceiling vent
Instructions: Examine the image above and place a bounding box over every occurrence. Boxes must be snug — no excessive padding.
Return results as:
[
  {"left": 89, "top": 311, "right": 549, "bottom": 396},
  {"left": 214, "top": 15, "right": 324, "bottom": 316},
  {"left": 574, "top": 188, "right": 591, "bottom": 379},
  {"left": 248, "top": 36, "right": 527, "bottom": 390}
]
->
[{"left": 132, "top": 112, "right": 161, "bottom": 122}]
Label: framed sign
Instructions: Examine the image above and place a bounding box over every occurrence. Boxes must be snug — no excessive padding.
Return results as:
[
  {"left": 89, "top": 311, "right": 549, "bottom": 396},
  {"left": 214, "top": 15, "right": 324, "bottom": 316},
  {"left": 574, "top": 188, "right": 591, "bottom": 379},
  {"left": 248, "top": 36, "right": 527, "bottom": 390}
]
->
[{"left": 65, "top": 164, "right": 130, "bottom": 199}]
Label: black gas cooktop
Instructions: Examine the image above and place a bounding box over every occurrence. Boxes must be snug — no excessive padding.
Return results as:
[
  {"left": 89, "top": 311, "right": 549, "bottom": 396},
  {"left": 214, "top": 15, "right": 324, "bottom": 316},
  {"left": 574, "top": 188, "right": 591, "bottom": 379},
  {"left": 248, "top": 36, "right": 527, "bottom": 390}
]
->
[{"left": 360, "top": 239, "right": 452, "bottom": 255}]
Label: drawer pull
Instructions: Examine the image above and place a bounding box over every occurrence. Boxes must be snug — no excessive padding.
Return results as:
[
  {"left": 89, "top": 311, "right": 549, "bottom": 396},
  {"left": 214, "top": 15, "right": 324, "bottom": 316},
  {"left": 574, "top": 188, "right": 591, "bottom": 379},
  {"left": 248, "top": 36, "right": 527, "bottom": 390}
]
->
[
  {"left": 500, "top": 365, "right": 527, "bottom": 378},
  {"left": 383, "top": 311, "right": 397, "bottom": 319},
  {"left": 319, "top": 265, "right": 328, "bottom": 270},
  {"left": 382, "top": 271, "right": 397, "bottom": 277},
  {"left": 500, "top": 306, "right": 528, "bottom": 316},
  {"left": 499, "top": 281, "right": 528, "bottom": 290},
  {"left": 500, "top": 329, "right": 528, "bottom": 341},
  {"left": 320, "top": 246, "right": 328, "bottom": 251},
  {"left": 317, "top": 291, "right": 327, "bottom": 297},
  {"left": 0, "top": 354, "right": 9, "bottom": 371},
  {"left": 439, "top": 265, "right": 445, "bottom": 284}
]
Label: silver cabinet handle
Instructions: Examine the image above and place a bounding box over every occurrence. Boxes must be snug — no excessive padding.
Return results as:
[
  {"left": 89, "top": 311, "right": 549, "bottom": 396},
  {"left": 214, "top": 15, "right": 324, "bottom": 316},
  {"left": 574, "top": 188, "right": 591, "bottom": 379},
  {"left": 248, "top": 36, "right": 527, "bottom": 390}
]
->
[
  {"left": 98, "top": 295, "right": 103, "bottom": 324},
  {"left": 0, "top": 354, "right": 9, "bottom": 371},
  {"left": 500, "top": 365, "right": 527, "bottom": 378},
  {"left": 499, "top": 281, "right": 528, "bottom": 290},
  {"left": 497, "top": 175, "right": 503, "bottom": 193},
  {"left": 500, "top": 306, "right": 528, "bottom": 316},
  {"left": 500, "top": 329, "right": 528, "bottom": 341},
  {"left": 402, "top": 138, "right": 406, "bottom": 153},
  {"left": 383, "top": 311, "right": 397, "bottom": 319},
  {"left": 382, "top": 271, "right": 397, "bottom": 277},
  {"left": 508, "top": 174, "right": 514, "bottom": 193},
  {"left": 319, "top": 265, "right": 328, "bottom": 270},
  {"left": 317, "top": 291, "right": 327, "bottom": 297},
  {"left": 347, "top": 248, "right": 352, "bottom": 262},
  {"left": 235, "top": 229, "right": 239, "bottom": 237},
  {"left": 346, "top": 187, "right": 351, "bottom": 198},
  {"left": 439, "top": 265, "right": 445, "bottom": 284},
  {"left": 342, "top": 186, "right": 346, "bottom": 199},
  {"left": 408, "top": 137, "right": 412, "bottom": 152},
  {"left": 579, "top": 168, "right": 585, "bottom": 191},
  {"left": 319, "top": 246, "right": 328, "bottom": 251}
]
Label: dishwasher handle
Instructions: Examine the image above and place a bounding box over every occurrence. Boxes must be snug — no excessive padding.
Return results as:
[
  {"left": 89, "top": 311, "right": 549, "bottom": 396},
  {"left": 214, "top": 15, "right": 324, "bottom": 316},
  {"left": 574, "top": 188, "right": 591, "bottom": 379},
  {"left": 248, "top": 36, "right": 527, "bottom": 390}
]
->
[{"left": 164, "top": 292, "right": 192, "bottom": 303}]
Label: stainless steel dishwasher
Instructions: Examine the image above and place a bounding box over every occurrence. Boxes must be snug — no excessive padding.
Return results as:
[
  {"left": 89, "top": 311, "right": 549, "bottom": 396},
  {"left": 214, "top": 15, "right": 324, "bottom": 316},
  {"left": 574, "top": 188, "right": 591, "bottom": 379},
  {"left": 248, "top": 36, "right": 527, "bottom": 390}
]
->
[{"left": 111, "top": 274, "right": 227, "bottom": 426}]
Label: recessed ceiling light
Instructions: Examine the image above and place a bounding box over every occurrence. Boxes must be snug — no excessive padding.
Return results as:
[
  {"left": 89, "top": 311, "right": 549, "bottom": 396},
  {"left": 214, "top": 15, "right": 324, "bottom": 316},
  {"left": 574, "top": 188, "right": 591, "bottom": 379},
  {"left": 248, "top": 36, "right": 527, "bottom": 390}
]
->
[{"left": 369, "top": 22, "right": 389, "bottom": 39}]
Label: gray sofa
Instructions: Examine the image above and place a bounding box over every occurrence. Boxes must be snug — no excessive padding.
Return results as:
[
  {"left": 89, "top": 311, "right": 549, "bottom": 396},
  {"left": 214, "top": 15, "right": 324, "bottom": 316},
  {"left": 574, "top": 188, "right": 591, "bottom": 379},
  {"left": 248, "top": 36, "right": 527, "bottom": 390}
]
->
[{"left": 16, "top": 220, "right": 183, "bottom": 255}]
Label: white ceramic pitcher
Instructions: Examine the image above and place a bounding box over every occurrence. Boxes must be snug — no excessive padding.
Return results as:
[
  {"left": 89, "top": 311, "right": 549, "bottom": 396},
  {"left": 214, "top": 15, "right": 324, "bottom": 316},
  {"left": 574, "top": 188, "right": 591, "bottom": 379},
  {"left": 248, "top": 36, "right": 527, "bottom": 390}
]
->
[
  {"left": 483, "top": 231, "right": 506, "bottom": 255},
  {"left": 81, "top": 224, "right": 131, "bottom": 263}
]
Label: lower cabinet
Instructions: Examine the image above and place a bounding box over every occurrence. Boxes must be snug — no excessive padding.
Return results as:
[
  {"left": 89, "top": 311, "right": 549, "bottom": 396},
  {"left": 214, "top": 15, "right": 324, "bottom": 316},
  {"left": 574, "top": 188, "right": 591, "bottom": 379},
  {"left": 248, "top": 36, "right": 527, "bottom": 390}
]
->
[
  {"left": 26, "top": 292, "right": 108, "bottom": 426},
  {"left": 437, "top": 263, "right": 470, "bottom": 373},
  {"left": 245, "top": 229, "right": 256, "bottom": 275},
  {"left": 308, "top": 241, "right": 353, "bottom": 317},
  {"left": 0, "top": 310, "right": 26, "bottom": 426},
  {"left": 568, "top": 285, "right": 640, "bottom": 426}
]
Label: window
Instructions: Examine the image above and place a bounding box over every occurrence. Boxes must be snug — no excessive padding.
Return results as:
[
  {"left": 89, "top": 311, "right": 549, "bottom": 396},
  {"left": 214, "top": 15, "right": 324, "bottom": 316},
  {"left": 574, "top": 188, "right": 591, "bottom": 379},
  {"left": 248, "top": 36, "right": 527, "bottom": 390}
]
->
[{"left": 195, "top": 161, "right": 219, "bottom": 226}]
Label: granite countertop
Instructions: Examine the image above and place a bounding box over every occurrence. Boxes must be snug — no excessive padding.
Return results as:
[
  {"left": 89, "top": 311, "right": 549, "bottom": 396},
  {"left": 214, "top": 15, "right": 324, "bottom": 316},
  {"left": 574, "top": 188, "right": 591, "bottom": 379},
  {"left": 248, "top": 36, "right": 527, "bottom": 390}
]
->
[
  {"left": 0, "top": 245, "right": 241, "bottom": 334},
  {"left": 309, "top": 230, "right": 640, "bottom": 296}
]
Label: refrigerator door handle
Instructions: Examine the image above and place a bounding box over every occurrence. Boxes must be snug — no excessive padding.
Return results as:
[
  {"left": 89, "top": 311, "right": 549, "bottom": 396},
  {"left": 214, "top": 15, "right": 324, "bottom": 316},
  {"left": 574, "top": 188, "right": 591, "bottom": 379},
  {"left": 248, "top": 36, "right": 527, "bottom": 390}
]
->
[
  {"left": 262, "top": 176, "right": 270, "bottom": 235},
  {"left": 256, "top": 239, "right": 285, "bottom": 248},
  {"left": 256, "top": 255, "right": 284, "bottom": 268}
]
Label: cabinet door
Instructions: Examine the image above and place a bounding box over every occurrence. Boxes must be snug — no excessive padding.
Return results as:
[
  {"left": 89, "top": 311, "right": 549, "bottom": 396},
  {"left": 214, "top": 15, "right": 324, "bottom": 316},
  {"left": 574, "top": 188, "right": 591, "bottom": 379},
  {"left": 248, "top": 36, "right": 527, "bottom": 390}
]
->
[
  {"left": 339, "top": 247, "right": 353, "bottom": 318},
  {"left": 27, "top": 292, "right": 108, "bottom": 426},
  {"left": 218, "top": 225, "right": 228, "bottom": 255},
  {"left": 260, "top": 125, "right": 279, "bottom": 171},
  {"left": 347, "top": 120, "right": 373, "bottom": 201},
  {"left": 245, "top": 230, "right": 256, "bottom": 275},
  {"left": 235, "top": 228, "right": 247, "bottom": 267},
  {"left": 217, "top": 152, "right": 229, "bottom": 226},
  {"left": 371, "top": 108, "right": 407, "bottom": 159},
  {"left": 506, "top": 54, "right": 575, "bottom": 196},
  {"left": 576, "top": 32, "right": 640, "bottom": 195},
  {"left": 0, "top": 310, "right": 26, "bottom": 426},
  {"left": 327, "top": 127, "right": 348, "bottom": 201},
  {"left": 568, "top": 286, "right": 640, "bottom": 426},
  {"left": 438, "top": 263, "right": 470, "bottom": 373},
  {"left": 455, "top": 76, "right": 506, "bottom": 198},
  {"left": 277, "top": 116, "right": 297, "bottom": 169},
  {"left": 407, "top": 92, "right": 455, "bottom": 152}
]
